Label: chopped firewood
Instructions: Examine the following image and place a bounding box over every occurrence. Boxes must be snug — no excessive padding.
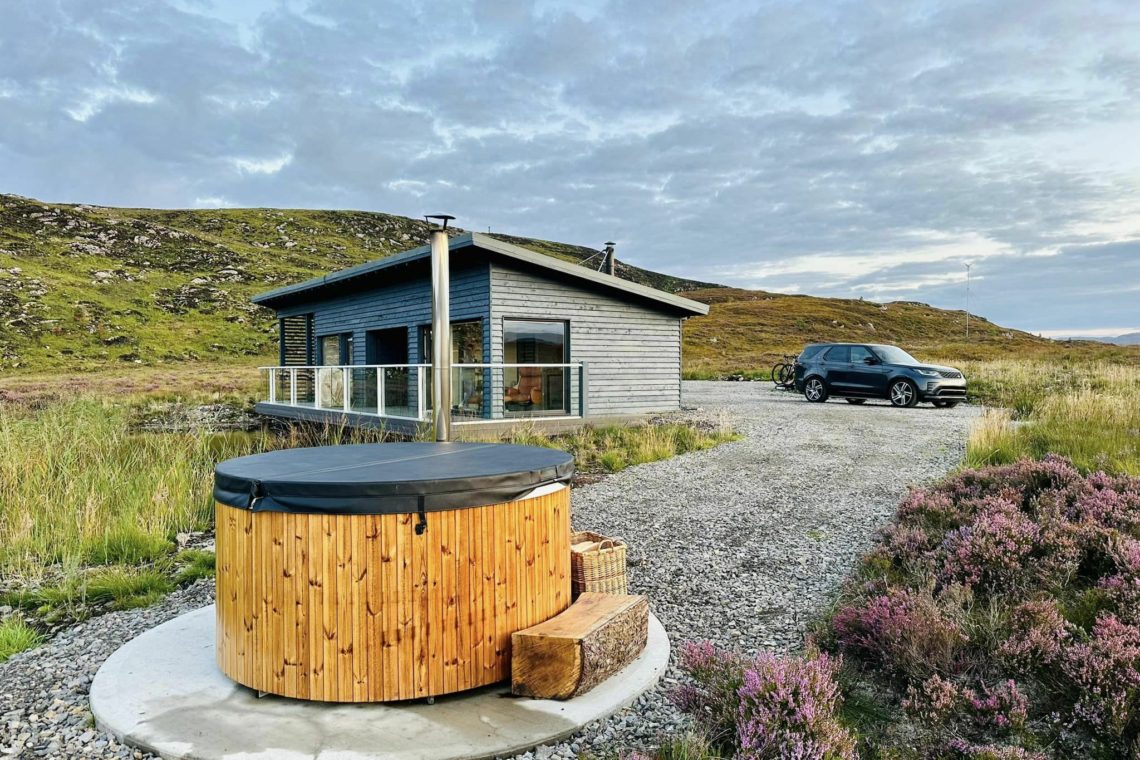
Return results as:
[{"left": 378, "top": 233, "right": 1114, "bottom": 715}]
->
[{"left": 511, "top": 592, "right": 648, "bottom": 700}]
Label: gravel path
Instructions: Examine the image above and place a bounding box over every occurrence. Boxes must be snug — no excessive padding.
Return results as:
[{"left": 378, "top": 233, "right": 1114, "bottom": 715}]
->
[{"left": 0, "top": 382, "right": 977, "bottom": 759}]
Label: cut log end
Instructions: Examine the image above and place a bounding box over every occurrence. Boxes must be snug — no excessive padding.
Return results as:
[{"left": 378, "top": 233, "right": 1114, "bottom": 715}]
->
[{"left": 511, "top": 592, "right": 649, "bottom": 700}]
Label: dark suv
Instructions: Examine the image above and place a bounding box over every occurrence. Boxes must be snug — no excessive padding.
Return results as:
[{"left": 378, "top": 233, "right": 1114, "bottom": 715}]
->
[{"left": 793, "top": 343, "right": 967, "bottom": 407}]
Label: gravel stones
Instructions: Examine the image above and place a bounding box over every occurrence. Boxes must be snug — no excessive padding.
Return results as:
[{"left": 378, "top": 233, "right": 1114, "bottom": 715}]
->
[{"left": 0, "top": 382, "right": 976, "bottom": 758}]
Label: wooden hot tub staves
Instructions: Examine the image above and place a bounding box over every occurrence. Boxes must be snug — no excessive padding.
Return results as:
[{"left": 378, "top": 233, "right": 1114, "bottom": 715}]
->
[{"left": 214, "top": 486, "right": 571, "bottom": 702}]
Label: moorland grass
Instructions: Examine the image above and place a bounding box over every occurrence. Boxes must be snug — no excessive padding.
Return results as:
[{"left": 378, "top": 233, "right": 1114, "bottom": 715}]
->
[
  {"left": 0, "top": 398, "right": 265, "bottom": 581},
  {"left": 475, "top": 419, "right": 739, "bottom": 474},
  {"left": 0, "top": 393, "right": 736, "bottom": 623},
  {"left": 963, "top": 361, "right": 1140, "bottom": 475}
]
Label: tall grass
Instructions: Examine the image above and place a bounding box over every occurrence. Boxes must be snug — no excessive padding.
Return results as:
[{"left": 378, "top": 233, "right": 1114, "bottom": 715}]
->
[
  {"left": 472, "top": 419, "right": 739, "bottom": 474},
  {"left": 0, "top": 399, "right": 266, "bottom": 581},
  {"left": 963, "top": 361, "right": 1140, "bottom": 475},
  {"left": 953, "top": 359, "right": 1140, "bottom": 416},
  {"left": 0, "top": 398, "right": 736, "bottom": 585}
]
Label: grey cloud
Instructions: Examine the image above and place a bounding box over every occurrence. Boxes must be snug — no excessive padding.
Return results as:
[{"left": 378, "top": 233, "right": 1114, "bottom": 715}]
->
[{"left": 2, "top": 0, "right": 1140, "bottom": 333}]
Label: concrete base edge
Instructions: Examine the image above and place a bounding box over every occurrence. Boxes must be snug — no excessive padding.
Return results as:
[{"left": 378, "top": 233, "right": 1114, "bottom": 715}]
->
[{"left": 91, "top": 605, "right": 669, "bottom": 760}]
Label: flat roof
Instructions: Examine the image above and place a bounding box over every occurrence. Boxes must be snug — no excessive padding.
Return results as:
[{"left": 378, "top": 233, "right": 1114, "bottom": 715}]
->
[{"left": 252, "top": 232, "right": 709, "bottom": 316}]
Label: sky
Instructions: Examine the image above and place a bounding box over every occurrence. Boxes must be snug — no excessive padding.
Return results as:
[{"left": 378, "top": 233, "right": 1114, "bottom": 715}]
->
[{"left": 2, "top": 0, "right": 1139, "bottom": 337}]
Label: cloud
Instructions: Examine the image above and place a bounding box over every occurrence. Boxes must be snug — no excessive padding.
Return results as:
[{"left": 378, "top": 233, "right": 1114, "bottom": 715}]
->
[
  {"left": 1, "top": 0, "right": 1139, "bottom": 333},
  {"left": 230, "top": 153, "right": 293, "bottom": 175}
]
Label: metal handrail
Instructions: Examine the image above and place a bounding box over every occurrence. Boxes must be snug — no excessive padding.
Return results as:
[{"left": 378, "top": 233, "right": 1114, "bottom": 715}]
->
[
  {"left": 453, "top": 363, "right": 582, "bottom": 368},
  {"left": 259, "top": 362, "right": 587, "bottom": 422},
  {"left": 258, "top": 364, "right": 431, "bottom": 370}
]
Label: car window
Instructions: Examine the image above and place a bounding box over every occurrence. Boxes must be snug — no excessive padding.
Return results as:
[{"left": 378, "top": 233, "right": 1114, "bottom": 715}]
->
[
  {"left": 850, "top": 346, "right": 874, "bottom": 364},
  {"left": 799, "top": 345, "right": 826, "bottom": 361},
  {"left": 871, "top": 345, "right": 919, "bottom": 364},
  {"left": 823, "top": 346, "right": 850, "bottom": 363}
]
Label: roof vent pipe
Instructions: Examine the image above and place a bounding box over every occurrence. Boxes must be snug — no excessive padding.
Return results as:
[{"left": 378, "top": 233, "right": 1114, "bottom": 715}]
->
[
  {"left": 604, "top": 241, "right": 616, "bottom": 276},
  {"left": 425, "top": 214, "right": 455, "bottom": 442}
]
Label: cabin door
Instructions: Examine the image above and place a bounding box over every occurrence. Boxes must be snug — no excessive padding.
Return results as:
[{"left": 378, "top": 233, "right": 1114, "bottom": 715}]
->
[{"left": 366, "top": 328, "right": 410, "bottom": 414}]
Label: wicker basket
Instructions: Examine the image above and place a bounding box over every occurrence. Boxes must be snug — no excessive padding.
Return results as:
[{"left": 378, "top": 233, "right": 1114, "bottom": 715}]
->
[{"left": 569, "top": 530, "right": 628, "bottom": 598}]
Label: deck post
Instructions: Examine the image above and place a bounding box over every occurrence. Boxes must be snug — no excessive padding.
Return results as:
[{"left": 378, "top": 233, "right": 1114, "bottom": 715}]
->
[
  {"left": 579, "top": 362, "right": 589, "bottom": 418},
  {"left": 289, "top": 368, "right": 297, "bottom": 406},
  {"left": 417, "top": 368, "right": 427, "bottom": 421},
  {"left": 342, "top": 367, "right": 350, "bottom": 413},
  {"left": 377, "top": 368, "right": 385, "bottom": 417},
  {"left": 268, "top": 370, "right": 277, "bottom": 404}
]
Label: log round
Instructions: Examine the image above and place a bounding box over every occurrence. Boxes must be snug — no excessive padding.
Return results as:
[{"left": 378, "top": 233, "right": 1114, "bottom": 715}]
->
[{"left": 212, "top": 443, "right": 573, "bottom": 703}]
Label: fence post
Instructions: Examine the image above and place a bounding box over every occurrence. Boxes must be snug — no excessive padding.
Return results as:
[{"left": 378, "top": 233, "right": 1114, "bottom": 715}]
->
[
  {"left": 417, "top": 368, "right": 426, "bottom": 421},
  {"left": 290, "top": 368, "right": 297, "bottom": 406},
  {"left": 377, "top": 368, "right": 385, "bottom": 417},
  {"left": 579, "top": 362, "right": 588, "bottom": 418},
  {"left": 268, "top": 370, "right": 276, "bottom": 404},
  {"left": 315, "top": 368, "right": 322, "bottom": 409},
  {"left": 342, "top": 367, "right": 351, "bottom": 413}
]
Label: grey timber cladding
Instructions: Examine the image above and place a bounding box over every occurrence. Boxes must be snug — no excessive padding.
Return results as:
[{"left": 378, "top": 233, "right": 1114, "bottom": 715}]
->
[{"left": 489, "top": 263, "right": 682, "bottom": 415}]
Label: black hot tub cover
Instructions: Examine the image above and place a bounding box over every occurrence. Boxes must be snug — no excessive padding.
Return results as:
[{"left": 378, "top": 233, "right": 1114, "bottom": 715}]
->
[{"left": 213, "top": 442, "right": 574, "bottom": 514}]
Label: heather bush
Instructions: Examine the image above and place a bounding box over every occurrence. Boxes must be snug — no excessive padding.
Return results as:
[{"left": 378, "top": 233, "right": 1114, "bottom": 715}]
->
[
  {"left": 671, "top": 641, "right": 747, "bottom": 746},
  {"left": 1099, "top": 537, "right": 1140, "bottom": 625},
  {"left": 1062, "top": 613, "right": 1140, "bottom": 742},
  {"left": 947, "top": 740, "right": 1048, "bottom": 760},
  {"left": 672, "top": 641, "right": 855, "bottom": 760},
  {"left": 966, "top": 679, "right": 1029, "bottom": 732},
  {"left": 996, "top": 599, "right": 1074, "bottom": 672},
  {"left": 901, "top": 674, "right": 963, "bottom": 724},
  {"left": 831, "top": 588, "right": 966, "bottom": 680},
  {"left": 902, "top": 675, "right": 1027, "bottom": 732},
  {"left": 940, "top": 498, "right": 1039, "bottom": 589},
  {"left": 735, "top": 653, "right": 856, "bottom": 760},
  {"left": 822, "top": 458, "right": 1140, "bottom": 757}
]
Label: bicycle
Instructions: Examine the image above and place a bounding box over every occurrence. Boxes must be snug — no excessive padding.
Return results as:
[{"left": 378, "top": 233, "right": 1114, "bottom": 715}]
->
[{"left": 770, "top": 355, "right": 797, "bottom": 390}]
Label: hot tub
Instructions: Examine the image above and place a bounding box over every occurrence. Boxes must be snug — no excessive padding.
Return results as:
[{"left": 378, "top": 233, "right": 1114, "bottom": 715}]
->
[{"left": 212, "top": 441, "right": 574, "bottom": 703}]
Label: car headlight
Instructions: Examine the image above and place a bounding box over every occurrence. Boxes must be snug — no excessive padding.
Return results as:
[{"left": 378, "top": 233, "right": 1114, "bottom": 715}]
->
[{"left": 914, "top": 368, "right": 940, "bottom": 377}]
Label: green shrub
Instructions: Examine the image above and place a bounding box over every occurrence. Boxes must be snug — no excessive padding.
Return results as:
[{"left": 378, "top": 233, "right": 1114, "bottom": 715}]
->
[
  {"left": 174, "top": 549, "right": 216, "bottom": 585},
  {"left": 0, "top": 617, "right": 43, "bottom": 661}
]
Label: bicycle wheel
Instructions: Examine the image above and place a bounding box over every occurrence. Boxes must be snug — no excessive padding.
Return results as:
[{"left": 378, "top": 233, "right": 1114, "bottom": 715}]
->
[
  {"left": 776, "top": 363, "right": 795, "bottom": 388},
  {"left": 771, "top": 362, "right": 787, "bottom": 387}
]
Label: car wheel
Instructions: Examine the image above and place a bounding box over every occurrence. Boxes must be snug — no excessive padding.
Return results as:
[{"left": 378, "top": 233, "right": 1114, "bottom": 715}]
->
[
  {"left": 889, "top": 379, "right": 919, "bottom": 408},
  {"left": 932, "top": 400, "right": 960, "bottom": 408},
  {"left": 803, "top": 377, "right": 828, "bottom": 403},
  {"left": 845, "top": 398, "right": 867, "bottom": 405}
]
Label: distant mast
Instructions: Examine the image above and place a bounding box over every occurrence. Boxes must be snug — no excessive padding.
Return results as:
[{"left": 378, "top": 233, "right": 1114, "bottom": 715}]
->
[{"left": 964, "top": 262, "right": 972, "bottom": 341}]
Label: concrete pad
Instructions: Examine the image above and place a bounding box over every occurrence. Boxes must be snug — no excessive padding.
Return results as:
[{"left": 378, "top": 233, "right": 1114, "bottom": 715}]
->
[{"left": 91, "top": 605, "right": 669, "bottom": 760}]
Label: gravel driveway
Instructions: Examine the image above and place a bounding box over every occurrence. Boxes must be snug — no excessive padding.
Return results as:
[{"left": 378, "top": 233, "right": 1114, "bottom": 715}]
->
[{"left": 0, "top": 382, "right": 977, "bottom": 759}]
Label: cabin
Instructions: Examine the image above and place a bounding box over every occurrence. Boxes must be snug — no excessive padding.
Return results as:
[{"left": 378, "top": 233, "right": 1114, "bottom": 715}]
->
[{"left": 253, "top": 232, "right": 708, "bottom": 433}]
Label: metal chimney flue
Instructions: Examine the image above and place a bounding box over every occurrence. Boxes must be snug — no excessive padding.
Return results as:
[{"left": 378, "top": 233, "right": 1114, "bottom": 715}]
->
[
  {"left": 604, "top": 242, "right": 616, "bottom": 276},
  {"left": 425, "top": 214, "right": 455, "bottom": 442}
]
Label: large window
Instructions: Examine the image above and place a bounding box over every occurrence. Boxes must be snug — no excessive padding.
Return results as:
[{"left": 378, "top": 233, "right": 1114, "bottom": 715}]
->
[
  {"left": 320, "top": 333, "right": 353, "bottom": 365},
  {"left": 420, "top": 320, "right": 484, "bottom": 365},
  {"left": 504, "top": 319, "right": 567, "bottom": 414},
  {"left": 420, "top": 320, "right": 485, "bottom": 417}
]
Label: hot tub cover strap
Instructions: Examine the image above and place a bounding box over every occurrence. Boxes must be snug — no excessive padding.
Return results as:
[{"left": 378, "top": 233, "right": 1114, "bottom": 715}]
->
[{"left": 213, "top": 442, "right": 574, "bottom": 514}]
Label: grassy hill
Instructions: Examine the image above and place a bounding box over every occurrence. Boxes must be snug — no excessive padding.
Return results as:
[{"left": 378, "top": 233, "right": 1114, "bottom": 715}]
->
[
  {"left": 679, "top": 288, "right": 1140, "bottom": 376},
  {"left": 1, "top": 192, "right": 1135, "bottom": 376},
  {"left": 0, "top": 194, "right": 714, "bottom": 371}
]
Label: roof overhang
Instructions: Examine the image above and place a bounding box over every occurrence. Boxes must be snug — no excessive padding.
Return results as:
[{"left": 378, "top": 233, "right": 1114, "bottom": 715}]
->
[{"left": 252, "top": 232, "right": 709, "bottom": 317}]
